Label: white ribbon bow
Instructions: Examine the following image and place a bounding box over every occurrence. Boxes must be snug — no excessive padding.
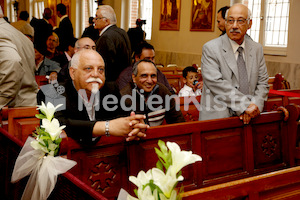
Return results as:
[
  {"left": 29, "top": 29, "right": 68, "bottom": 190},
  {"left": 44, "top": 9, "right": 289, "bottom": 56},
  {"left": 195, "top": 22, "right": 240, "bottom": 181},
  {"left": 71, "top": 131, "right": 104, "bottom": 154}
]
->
[{"left": 11, "top": 137, "right": 77, "bottom": 200}]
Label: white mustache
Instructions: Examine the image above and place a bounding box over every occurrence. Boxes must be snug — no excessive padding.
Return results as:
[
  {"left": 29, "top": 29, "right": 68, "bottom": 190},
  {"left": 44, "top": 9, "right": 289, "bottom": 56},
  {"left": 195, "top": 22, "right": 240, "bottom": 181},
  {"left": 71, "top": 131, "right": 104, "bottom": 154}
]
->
[
  {"left": 230, "top": 29, "right": 241, "bottom": 33},
  {"left": 86, "top": 77, "right": 103, "bottom": 84}
]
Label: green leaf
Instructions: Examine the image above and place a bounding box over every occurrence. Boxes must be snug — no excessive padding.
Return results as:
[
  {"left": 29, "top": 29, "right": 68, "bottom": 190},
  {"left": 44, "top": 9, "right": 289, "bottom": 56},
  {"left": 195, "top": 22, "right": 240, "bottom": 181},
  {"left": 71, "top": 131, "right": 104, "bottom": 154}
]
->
[
  {"left": 38, "top": 141, "right": 46, "bottom": 147},
  {"left": 156, "top": 160, "right": 163, "bottom": 170},
  {"left": 55, "top": 137, "right": 62, "bottom": 145},
  {"left": 35, "top": 114, "right": 46, "bottom": 119},
  {"left": 133, "top": 188, "right": 138, "bottom": 197},
  {"left": 40, "top": 136, "right": 51, "bottom": 140}
]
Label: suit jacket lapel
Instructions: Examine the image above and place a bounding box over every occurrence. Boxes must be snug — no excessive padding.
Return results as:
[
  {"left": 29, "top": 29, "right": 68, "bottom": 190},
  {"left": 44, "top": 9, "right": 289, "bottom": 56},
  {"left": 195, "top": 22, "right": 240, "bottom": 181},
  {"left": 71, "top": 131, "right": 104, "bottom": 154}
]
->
[{"left": 222, "top": 35, "right": 239, "bottom": 80}]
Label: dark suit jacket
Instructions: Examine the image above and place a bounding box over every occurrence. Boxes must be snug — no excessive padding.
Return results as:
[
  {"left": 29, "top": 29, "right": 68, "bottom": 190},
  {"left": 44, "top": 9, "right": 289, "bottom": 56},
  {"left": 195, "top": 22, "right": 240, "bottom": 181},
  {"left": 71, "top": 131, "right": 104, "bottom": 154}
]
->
[
  {"left": 53, "top": 80, "right": 126, "bottom": 144},
  {"left": 55, "top": 16, "right": 74, "bottom": 51},
  {"left": 52, "top": 52, "right": 69, "bottom": 68},
  {"left": 81, "top": 25, "right": 99, "bottom": 42},
  {"left": 30, "top": 17, "right": 53, "bottom": 54},
  {"left": 96, "top": 25, "right": 131, "bottom": 82}
]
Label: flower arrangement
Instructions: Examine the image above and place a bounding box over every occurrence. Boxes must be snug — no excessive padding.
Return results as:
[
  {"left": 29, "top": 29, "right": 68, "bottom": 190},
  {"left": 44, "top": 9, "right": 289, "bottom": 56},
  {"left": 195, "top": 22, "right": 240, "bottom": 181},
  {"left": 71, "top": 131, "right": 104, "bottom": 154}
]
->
[
  {"left": 11, "top": 102, "right": 76, "bottom": 200},
  {"left": 31, "top": 102, "right": 66, "bottom": 156},
  {"left": 126, "top": 140, "right": 202, "bottom": 200}
]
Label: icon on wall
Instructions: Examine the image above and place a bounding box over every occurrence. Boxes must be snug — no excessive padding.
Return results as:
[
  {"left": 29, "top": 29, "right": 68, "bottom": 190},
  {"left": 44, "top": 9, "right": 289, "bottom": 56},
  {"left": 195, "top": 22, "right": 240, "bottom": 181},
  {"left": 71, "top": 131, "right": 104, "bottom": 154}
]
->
[
  {"left": 160, "top": 0, "right": 181, "bottom": 31},
  {"left": 190, "top": 0, "right": 216, "bottom": 31}
]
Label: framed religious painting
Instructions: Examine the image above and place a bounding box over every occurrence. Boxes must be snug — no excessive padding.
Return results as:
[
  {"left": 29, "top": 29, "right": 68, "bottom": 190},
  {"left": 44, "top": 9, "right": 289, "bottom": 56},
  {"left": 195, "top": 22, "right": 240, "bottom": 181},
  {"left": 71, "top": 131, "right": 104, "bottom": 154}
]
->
[
  {"left": 190, "top": 0, "right": 216, "bottom": 31},
  {"left": 160, "top": 0, "right": 181, "bottom": 31}
]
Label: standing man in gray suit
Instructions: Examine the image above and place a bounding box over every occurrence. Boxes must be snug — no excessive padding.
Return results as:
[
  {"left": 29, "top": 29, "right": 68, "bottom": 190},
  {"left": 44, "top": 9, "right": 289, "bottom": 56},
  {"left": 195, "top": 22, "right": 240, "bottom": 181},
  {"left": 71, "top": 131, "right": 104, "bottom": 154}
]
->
[{"left": 199, "top": 3, "right": 269, "bottom": 124}]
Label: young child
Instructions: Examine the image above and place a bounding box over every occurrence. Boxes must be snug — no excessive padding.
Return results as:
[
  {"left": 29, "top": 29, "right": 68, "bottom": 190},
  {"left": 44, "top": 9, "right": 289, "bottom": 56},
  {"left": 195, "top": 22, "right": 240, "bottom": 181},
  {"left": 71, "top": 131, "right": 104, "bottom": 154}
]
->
[{"left": 178, "top": 66, "right": 202, "bottom": 97}]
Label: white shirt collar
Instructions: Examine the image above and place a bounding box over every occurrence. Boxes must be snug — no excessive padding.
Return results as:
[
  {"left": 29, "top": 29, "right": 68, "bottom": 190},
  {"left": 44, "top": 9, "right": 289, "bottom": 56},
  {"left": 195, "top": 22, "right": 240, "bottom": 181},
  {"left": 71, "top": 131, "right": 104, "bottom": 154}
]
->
[
  {"left": 64, "top": 51, "right": 72, "bottom": 61},
  {"left": 43, "top": 18, "right": 49, "bottom": 24},
  {"left": 228, "top": 38, "right": 246, "bottom": 60},
  {"left": 60, "top": 15, "right": 68, "bottom": 22},
  {"left": 72, "top": 82, "right": 99, "bottom": 121},
  {"left": 100, "top": 24, "right": 114, "bottom": 36}
]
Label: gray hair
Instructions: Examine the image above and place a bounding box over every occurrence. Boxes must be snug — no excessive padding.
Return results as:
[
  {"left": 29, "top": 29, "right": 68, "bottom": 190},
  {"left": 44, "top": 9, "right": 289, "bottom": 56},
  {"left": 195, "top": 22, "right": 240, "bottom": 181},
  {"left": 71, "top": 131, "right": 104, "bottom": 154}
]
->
[
  {"left": 98, "top": 5, "right": 117, "bottom": 25},
  {"left": 70, "top": 49, "right": 103, "bottom": 69},
  {"left": 132, "top": 59, "right": 157, "bottom": 76},
  {"left": 225, "top": 3, "right": 252, "bottom": 24},
  {"left": 74, "top": 40, "right": 81, "bottom": 49},
  {"left": 70, "top": 50, "right": 82, "bottom": 69}
]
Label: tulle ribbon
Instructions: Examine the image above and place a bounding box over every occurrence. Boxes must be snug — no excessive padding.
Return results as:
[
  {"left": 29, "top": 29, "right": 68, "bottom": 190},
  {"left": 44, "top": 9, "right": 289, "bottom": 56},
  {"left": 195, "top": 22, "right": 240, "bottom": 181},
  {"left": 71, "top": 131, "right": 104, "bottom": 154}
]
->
[{"left": 11, "top": 137, "right": 77, "bottom": 200}]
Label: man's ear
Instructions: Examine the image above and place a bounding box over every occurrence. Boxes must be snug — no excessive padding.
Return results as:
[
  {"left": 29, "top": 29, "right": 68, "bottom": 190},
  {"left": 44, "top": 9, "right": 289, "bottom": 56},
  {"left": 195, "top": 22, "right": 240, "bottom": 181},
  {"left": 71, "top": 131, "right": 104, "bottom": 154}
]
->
[
  {"left": 134, "top": 55, "right": 140, "bottom": 62},
  {"left": 69, "top": 67, "right": 76, "bottom": 81},
  {"left": 248, "top": 19, "right": 252, "bottom": 30},
  {"left": 132, "top": 74, "right": 136, "bottom": 83},
  {"left": 182, "top": 78, "right": 187, "bottom": 84}
]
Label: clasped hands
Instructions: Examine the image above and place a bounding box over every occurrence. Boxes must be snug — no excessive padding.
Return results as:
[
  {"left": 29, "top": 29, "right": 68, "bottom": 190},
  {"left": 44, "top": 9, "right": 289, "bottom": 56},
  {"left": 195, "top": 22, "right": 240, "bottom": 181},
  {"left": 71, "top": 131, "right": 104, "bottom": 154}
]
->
[
  {"left": 94, "top": 111, "right": 149, "bottom": 141},
  {"left": 239, "top": 103, "right": 260, "bottom": 124}
]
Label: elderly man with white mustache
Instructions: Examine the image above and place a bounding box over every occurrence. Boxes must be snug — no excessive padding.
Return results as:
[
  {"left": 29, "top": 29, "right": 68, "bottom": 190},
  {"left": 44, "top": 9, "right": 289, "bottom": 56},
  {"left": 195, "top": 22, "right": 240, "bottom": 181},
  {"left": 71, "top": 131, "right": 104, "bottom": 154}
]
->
[
  {"left": 199, "top": 3, "right": 269, "bottom": 124},
  {"left": 54, "top": 49, "right": 149, "bottom": 145}
]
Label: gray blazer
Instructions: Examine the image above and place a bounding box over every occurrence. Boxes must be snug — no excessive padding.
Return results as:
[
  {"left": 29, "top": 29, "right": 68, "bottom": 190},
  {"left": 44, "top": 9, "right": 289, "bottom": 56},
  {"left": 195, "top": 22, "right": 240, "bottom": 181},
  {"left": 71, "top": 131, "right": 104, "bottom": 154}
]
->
[{"left": 199, "top": 34, "right": 269, "bottom": 120}]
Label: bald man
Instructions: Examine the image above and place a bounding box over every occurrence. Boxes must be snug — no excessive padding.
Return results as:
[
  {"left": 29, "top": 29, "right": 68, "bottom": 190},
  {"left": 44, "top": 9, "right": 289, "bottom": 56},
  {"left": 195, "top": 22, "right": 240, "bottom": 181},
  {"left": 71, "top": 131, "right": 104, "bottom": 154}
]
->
[
  {"left": 57, "top": 37, "right": 96, "bottom": 82},
  {"left": 55, "top": 49, "right": 148, "bottom": 144}
]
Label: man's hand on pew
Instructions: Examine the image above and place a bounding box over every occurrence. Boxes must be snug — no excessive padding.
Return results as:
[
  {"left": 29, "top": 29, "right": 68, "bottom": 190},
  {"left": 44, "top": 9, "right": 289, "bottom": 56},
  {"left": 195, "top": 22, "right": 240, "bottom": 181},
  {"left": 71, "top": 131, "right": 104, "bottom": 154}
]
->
[
  {"left": 276, "top": 106, "right": 289, "bottom": 121},
  {"left": 239, "top": 113, "right": 251, "bottom": 124},
  {"left": 240, "top": 103, "right": 260, "bottom": 124},
  {"left": 245, "top": 103, "right": 260, "bottom": 118}
]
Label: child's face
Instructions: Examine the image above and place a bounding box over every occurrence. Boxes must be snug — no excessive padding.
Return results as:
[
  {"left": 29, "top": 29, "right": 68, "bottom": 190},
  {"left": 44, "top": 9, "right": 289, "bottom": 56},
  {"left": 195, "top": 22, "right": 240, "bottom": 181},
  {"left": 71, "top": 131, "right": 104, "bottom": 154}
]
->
[{"left": 185, "top": 71, "right": 199, "bottom": 86}]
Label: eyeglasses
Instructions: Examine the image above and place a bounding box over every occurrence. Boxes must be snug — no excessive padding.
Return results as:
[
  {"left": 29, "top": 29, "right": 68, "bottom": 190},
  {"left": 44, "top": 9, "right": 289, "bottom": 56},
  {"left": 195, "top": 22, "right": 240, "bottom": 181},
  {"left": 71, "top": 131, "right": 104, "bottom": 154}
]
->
[
  {"left": 94, "top": 17, "right": 106, "bottom": 21},
  {"left": 226, "top": 17, "right": 249, "bottom": 25}
]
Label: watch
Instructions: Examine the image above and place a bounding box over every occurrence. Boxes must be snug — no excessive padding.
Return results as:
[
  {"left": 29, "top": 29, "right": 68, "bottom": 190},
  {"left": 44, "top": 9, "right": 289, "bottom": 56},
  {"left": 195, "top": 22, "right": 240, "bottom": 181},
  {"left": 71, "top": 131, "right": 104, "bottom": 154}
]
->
[{"left": 105, "top": 120, "right": 110, "bottom": 137}]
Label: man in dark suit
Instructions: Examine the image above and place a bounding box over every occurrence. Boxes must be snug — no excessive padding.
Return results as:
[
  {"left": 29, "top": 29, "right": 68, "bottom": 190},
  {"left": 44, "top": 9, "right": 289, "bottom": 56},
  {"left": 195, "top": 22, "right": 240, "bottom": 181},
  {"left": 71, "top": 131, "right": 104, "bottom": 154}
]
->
[
  {"left": 81, "top": 17, "right": 99, "bottom": 42},
  {"left": 55, "top": 3, "right": 74, "bottom": 51},
  {"left": 30, "top": 8, "right": 53, "bottom": 55},
  {"left": 94, "top": 5, "right": 131, "bottom": 82},
  {"left": 54, "top": 49, "right": 148, "bottom": 144}
]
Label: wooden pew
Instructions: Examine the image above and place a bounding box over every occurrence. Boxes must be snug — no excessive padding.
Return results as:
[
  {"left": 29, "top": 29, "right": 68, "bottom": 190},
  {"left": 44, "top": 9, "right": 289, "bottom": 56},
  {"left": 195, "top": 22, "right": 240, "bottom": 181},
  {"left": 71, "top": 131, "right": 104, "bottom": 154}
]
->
[
  {"left": 0, "top": 106, "right": 39, "bottom": 142},
  {"left": 160, "top": 66, "right": 186, "bottom": 75},
  {"left": 64, "top": 105, "right": 299, "bottom": 199},
  {"left": 164, "top": 74, "right": 184, "bottom": 93},
  {"left": 263, "top": 89, "right": 300, "bottom": 112},
  {"left": 0, "top": 127, "right": 108, "bottom": 200},
  {"left": 180, "top": 166, "right": 300, "bottom": 200},
  {"left": 175, "top": 96, "right": 201, "bottom": 122},
  {"left": 1, "top": 105, "right": 299, "bottom": 199}
]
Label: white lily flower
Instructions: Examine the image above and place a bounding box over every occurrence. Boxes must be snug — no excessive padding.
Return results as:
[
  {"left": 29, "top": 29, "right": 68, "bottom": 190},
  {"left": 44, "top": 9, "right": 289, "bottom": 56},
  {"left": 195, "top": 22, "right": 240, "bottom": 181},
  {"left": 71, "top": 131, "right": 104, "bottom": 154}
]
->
[
  {"left": 31, "top": 140, "right": 42, "bottom": 150},
  {"left": 127, "top": 194, "right": 139, "bottom": 200},
  {"left": 166, "top": 141, "right": 202, "bottom": 177},
  {"left": 152, "top": 168, "right": 183, "bottom": 198},
  {"left": 129, "top": 169, "right": 153, "bottom": 188},
  {"left": 136, "top": 186, "right": 158, "bottom": 200},
  {"left": 37, "top": 102, "right": 63, "bottom": 121},
  {"left": 159, "top": 190, "right": 177, "bottom": 200},
  {"left": 41, "top": 118, "right": 65, "bottom": 141}
]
